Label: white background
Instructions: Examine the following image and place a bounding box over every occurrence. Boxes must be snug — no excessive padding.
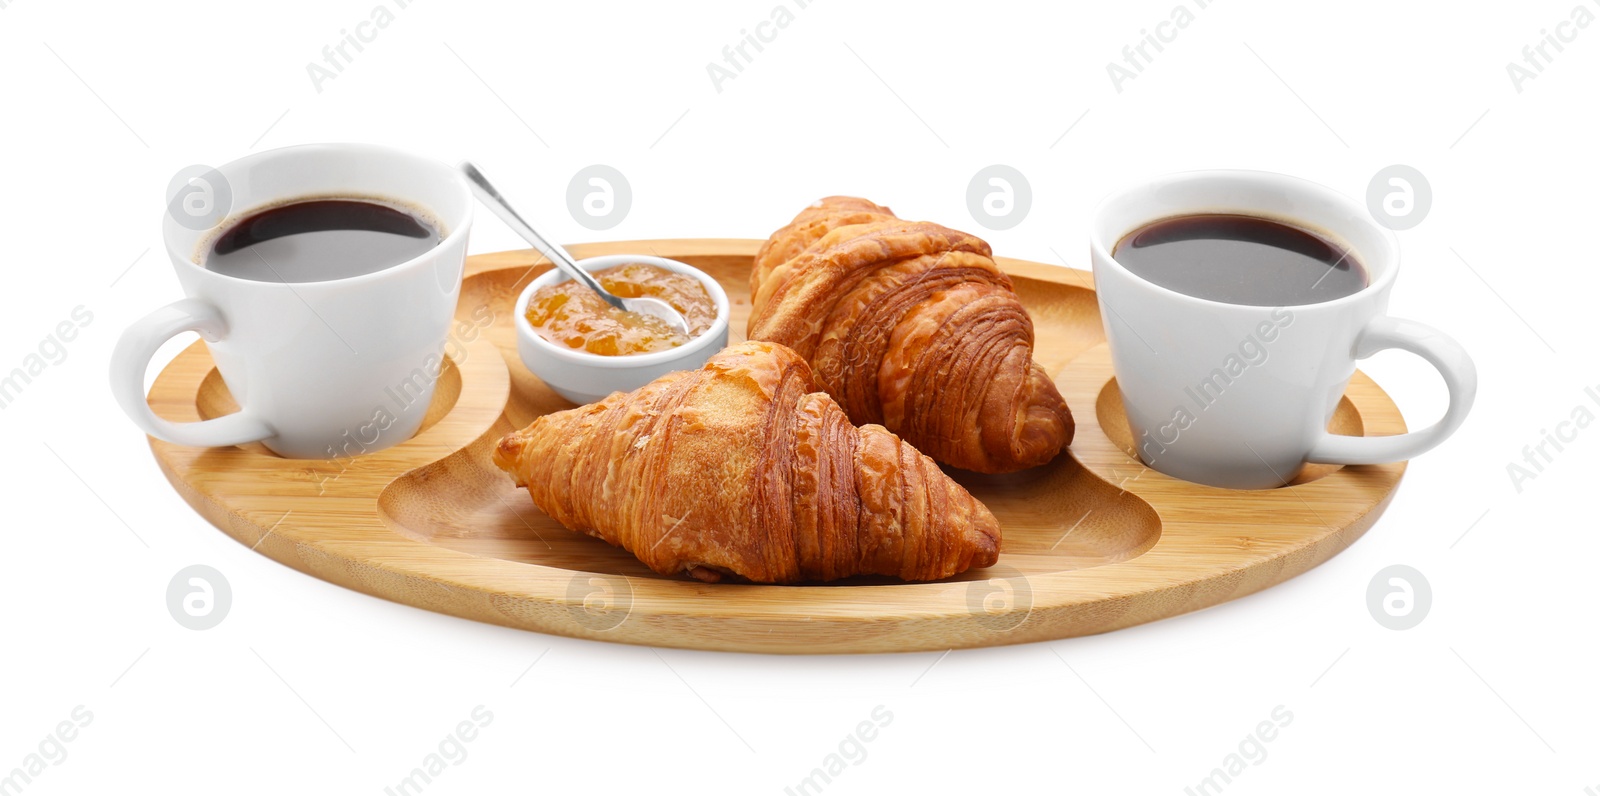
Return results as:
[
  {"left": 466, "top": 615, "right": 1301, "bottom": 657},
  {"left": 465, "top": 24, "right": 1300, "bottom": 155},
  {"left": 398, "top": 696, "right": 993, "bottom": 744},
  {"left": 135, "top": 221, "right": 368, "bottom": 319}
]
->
[{"left": 2, "top": 0, "right": 1597, "bottom": 793}]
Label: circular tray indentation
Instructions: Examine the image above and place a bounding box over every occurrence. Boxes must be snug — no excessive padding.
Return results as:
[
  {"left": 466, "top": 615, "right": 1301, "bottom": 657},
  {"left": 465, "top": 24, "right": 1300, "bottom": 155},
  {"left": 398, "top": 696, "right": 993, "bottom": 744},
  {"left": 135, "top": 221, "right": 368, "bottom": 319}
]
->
[
  {"left": 193, "top": 356, "right": 465, "bottom": 457},
  {"left": 1094, "top": 377, "right": 1363, "bottom": 487}
]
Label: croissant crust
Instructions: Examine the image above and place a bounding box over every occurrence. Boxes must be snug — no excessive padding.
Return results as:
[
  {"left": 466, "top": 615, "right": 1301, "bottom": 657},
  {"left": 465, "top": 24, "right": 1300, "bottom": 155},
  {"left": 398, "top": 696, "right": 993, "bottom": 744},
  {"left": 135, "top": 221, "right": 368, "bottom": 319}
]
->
[
  {"left": 749, "top": 196, "right": 1074, "bottom": 473},
  {"left": 493, "top": 341, "right": 1000, "bottom": 584}
]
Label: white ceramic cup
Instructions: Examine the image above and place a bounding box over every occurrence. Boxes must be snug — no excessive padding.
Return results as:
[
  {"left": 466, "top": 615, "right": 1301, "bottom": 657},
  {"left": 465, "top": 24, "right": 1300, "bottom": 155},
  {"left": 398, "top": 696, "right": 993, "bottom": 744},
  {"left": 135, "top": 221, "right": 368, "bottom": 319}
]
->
[
  {"left": 1090, "top": 170, "right": 1476, "bottom": 489},
  {"left": 111, "top": 143, "right": 472, "bottom": 459},
  {"left": 514, "top": 254, "right": 731, "bottom": 405}
]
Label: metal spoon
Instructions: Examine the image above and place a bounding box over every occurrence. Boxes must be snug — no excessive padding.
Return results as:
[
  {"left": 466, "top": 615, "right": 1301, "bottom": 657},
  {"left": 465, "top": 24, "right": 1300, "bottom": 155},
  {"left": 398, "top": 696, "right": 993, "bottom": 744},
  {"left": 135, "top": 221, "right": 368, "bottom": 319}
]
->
[{"left": 459, "top": 161, "right": 691, "bottom": 336}]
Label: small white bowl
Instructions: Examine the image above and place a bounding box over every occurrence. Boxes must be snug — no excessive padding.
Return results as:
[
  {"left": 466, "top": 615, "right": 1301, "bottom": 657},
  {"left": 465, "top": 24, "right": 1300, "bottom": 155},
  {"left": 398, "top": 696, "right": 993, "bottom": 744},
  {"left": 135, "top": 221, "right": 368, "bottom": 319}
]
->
[{"left": 514, "top": 254, "right": 730, "bottom": 405}]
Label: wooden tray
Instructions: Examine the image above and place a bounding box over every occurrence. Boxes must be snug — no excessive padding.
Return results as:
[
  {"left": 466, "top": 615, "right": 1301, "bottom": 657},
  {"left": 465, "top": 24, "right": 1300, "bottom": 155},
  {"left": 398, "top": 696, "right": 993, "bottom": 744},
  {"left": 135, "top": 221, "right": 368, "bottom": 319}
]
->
[{"left": 146, "top": 239, "right": 1406, "bottom": 654}]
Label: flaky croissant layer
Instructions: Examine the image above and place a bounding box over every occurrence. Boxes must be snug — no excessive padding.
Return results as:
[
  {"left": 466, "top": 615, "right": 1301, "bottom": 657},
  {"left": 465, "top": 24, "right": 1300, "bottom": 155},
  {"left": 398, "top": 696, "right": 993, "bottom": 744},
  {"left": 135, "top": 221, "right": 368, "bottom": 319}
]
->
[
  {"left": 493, "top": 341, "right": 1000, "bottom": 584},
  {"left": 750, "top": 197, "right": 1074, "bottom": 473}
]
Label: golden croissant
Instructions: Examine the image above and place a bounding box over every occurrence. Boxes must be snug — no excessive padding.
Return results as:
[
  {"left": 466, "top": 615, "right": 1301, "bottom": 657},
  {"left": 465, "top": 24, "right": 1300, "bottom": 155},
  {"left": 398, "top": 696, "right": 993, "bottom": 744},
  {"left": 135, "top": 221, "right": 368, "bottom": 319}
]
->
[
  {"left": 492, "top": 341, "right": 1000, "bottom": 584},
  {"left": 749, "top": 196, "right": 1073, "bottom": 473}
]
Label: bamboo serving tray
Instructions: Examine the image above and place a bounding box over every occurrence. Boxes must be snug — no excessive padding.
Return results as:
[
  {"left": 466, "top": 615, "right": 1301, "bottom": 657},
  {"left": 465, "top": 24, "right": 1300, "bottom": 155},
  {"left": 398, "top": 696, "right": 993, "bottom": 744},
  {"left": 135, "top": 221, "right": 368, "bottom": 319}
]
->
[{"left": 146, "top": 239, "right": 1406, "bottom": 654}]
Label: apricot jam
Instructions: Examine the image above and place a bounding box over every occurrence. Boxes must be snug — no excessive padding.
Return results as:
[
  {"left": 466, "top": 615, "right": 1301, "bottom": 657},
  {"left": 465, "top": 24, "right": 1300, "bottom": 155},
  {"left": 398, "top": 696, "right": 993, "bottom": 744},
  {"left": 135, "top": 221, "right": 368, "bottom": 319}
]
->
[{"left": 526, "top": 263, "right": 717, "bottom": 356}]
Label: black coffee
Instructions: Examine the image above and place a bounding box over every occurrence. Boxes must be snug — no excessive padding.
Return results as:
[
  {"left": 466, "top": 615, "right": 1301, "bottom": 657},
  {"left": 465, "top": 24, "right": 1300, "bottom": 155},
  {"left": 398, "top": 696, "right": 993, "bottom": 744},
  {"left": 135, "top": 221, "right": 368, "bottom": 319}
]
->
[
  {"left": 1112, "top": 213, "right": 1366, "bottom": 306},
  {"left": 206, "top": 199, "right": 439, "bottom": 283}
]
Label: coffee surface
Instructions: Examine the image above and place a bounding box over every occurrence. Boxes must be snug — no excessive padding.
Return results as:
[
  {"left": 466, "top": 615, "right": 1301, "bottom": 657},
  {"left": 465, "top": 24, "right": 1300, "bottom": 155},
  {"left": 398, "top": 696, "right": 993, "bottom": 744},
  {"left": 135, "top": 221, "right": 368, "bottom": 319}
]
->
[
  {"left": 1112, "top": 213, "right": 1366, "bottom": 306},
  {"left": 206, "top": 199, "right": 438, "bottom": 283}
]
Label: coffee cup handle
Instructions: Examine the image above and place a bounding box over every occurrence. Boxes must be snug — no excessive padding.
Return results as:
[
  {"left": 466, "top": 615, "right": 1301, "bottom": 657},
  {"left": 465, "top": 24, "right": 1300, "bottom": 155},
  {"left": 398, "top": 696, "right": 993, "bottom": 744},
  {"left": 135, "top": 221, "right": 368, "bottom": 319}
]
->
[
  {"left": 110, "top": 298, "right": 274, "bottom": 448},
  {"left": 1307, "top": 316, "right": 1476, "bottom": 465}
]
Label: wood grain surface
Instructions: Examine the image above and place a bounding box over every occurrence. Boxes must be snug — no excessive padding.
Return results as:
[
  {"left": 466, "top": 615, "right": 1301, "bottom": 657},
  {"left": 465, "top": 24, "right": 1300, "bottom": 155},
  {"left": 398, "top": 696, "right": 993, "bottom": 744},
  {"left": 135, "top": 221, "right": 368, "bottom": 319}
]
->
[{"left": 145, "top": 239, "right": 1407, "bottom": 654}]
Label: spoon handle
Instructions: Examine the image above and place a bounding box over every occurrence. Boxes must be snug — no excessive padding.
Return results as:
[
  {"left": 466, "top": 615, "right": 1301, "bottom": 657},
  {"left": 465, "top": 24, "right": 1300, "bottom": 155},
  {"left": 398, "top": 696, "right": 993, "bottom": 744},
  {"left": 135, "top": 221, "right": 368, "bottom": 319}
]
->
[{"left": 458, "top": 161, "right": 624, "bottom": 311}]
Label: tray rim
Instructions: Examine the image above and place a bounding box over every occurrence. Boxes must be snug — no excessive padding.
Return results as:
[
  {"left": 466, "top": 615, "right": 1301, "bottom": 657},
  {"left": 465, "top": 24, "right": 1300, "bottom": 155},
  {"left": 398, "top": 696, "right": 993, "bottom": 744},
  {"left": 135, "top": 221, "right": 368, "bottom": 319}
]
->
[{"left": 145, "top": 239, "right": 1406, "bottom": 653}]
